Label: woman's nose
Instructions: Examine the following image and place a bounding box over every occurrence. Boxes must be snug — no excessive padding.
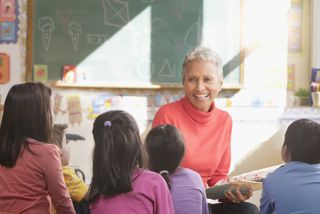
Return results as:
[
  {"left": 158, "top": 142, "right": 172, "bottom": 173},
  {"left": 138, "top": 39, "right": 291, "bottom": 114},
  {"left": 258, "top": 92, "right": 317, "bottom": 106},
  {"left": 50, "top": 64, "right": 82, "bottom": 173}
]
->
[{"left": 196, "top": 80, "right": 205, "bottom": 90}]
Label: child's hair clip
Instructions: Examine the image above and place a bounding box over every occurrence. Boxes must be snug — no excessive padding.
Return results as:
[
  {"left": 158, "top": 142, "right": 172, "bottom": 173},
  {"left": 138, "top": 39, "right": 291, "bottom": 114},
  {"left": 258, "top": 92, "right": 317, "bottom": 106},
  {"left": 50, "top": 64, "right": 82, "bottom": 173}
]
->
[
  {"left": 159, "top": 170, "right": 169, "bottom": 175},
  {"left": 104, "top": 120, "right": 112, "bottom": 127}
]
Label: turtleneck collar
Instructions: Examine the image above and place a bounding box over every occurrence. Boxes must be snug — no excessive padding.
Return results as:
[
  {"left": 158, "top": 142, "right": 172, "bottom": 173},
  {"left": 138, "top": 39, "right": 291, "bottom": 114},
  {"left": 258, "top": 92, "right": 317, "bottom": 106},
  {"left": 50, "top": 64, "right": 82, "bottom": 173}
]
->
[{"left": 181, "top": 96, "right": 216, "bottom": 124}]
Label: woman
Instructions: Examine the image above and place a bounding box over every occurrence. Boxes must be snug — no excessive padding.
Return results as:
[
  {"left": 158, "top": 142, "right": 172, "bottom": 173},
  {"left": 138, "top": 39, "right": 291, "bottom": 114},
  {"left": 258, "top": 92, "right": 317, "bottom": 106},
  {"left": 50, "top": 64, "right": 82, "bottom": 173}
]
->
[
  {"left": 152, "top": 47, "right": 259, "bottom": 214},
  {"left": 0, "top": 82, "right": 75, "bottom": 214}
]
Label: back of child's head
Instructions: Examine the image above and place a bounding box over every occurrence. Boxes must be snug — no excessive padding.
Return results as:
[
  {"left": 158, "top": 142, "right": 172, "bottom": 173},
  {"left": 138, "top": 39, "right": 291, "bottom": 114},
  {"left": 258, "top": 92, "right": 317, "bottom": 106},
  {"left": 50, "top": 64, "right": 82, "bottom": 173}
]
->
[
  {"left": 145, "top": 124, "right": 185, "bottom": 188},
  {"left": 52, "top": 124, "right": 68, "bottom": 148},
  {"left": 284, "top": 119, "right": 320, "bottom": 164},
  {"left": 88, "top": 110, "right": 145, "bottom": 202},
  {"left": 52, "top": 124, "right": 70, "bottom": 166},
  {"left": 0, "top": 82, "right": 52, "bottom": 168}
]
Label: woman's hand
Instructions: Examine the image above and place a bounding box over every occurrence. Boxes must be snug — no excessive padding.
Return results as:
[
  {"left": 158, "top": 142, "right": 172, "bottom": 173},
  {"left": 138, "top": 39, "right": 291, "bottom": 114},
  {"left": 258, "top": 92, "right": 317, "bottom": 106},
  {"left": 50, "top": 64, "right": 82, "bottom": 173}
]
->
[{"left": 224, "top": 183, "right": 253, "bottom": 203}]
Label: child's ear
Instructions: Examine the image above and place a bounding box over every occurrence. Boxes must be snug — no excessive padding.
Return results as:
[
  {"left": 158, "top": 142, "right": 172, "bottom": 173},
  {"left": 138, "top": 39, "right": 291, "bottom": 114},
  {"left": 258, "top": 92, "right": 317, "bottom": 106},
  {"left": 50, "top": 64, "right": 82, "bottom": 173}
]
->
[{"left": 281, "top": 144, "right": 291, "bottom": 163}]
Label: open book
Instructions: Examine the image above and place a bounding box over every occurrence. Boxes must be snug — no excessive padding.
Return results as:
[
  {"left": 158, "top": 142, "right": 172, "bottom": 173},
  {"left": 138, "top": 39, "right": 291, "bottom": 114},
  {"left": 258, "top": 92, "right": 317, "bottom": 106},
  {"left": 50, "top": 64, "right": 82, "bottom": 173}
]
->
[
  {"left": 206, "top": 164, "right": 282, "bottom": 200},
  {"left": 206, "top": 179, "right": 263, "bottom": 200}
]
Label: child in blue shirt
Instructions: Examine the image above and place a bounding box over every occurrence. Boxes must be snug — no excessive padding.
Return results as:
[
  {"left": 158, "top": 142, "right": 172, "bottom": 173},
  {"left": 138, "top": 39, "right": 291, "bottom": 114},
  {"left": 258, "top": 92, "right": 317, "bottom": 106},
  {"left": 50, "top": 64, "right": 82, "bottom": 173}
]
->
[{"left": 260, "top": 119, "right": 320, "bottom": 213}]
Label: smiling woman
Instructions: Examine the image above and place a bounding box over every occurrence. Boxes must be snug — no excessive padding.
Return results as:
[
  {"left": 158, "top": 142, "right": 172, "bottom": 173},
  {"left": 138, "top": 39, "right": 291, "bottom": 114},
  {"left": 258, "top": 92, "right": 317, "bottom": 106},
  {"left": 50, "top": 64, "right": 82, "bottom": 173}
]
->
[
  {"left": 152, "top": 47, "right": 259, "bottom": 214},
  {"left": 182, "top": 47, "right": 223, "bottom": 112},
  {"left": 183, "top": 63, "right": 220, "bottom": 112}
]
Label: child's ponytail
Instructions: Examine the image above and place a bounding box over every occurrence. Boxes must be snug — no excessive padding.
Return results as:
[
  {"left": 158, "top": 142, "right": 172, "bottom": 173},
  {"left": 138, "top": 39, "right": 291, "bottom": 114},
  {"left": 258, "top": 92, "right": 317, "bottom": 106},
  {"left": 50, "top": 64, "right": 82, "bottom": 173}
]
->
[{"left": 159, "top": 170, "right": 171, "bottom": 189}]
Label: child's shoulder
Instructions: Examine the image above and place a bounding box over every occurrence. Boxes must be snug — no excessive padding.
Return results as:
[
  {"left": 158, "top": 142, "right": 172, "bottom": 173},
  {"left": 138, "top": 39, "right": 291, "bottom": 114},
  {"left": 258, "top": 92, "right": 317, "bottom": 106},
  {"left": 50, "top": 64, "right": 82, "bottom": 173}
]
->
[
  {"left": 134, "top": 169, "right": 165, "bottom": 184},
  {"left": 171, "top": 168, "right": 203, "bottom": 184},
  {"left": 27, "top": 138, "right": 60, "bottom": 155},
  {"left": 265, "top": 162, "right": 302, "bottom": 181},
  {"left": 135, "top": 169, "right": 161, "bottom": 178},
  {"left": 175, "top": 167, "right": 201, "bottom": 178}
]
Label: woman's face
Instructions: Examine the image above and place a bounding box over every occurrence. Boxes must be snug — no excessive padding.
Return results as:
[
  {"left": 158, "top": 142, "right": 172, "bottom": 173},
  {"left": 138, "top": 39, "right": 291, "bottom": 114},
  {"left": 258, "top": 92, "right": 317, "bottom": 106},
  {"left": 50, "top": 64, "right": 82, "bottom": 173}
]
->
[{"left": 183, "top": 60, "right": 222, "bottom": 112}]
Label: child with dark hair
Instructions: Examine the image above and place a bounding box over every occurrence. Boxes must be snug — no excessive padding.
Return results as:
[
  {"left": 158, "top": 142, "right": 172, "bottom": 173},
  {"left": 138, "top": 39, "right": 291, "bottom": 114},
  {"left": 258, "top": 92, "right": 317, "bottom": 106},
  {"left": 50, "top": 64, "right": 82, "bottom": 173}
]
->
[
  {"left": 260, "top": 119, "right": 320, "bottom": 214},
  {"left": 52, "top": 124, "right": 89, "bottom": 213},
  {"left": 145, "top": 124, "right": 209, "bottom": 214},
  {"left": 0, "top": 82, "right": 75, "bottom": 213},
  {"left": 88, "top": 110, "right": 174, "bottom": 214}
]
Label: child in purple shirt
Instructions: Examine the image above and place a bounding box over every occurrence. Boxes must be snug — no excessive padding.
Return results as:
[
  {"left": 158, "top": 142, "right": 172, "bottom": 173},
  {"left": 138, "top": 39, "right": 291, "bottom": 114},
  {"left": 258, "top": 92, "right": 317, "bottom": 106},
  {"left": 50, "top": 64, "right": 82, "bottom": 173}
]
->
[
  {"left": 88, "top": 110, "right": 174, "bottom": 214},
  {"left": 145, "top": 124, "right": 209, "bottom": 214}
]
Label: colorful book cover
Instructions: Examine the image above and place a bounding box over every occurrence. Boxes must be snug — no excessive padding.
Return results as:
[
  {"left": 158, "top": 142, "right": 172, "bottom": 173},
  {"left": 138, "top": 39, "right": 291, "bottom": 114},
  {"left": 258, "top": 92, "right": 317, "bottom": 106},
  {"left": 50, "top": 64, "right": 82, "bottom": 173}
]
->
[{"left": 62, "top": 65, "right": 77, "bottom": 83}]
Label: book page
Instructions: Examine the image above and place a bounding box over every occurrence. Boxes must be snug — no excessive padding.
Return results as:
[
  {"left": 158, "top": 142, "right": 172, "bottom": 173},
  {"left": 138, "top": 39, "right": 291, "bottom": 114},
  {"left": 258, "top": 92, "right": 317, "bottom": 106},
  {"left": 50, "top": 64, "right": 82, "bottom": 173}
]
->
[{"left": 205, "top": 164, "right": 283, "bottom": 200}]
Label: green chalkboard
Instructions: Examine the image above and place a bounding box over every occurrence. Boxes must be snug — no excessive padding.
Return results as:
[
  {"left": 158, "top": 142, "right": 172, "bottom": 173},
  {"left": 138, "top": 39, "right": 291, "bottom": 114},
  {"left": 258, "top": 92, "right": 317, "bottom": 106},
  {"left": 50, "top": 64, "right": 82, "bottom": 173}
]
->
[{"left": 27, "top": 0, "right": 243, "bottom": 88}]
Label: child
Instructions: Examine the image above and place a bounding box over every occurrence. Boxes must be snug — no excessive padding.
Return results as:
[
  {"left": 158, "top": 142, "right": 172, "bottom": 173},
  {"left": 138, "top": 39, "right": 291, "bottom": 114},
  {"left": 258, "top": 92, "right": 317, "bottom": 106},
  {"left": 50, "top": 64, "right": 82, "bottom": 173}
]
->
[
  {"left": 0, "top": 82, "right": 75, "bottom": 214},
  {"left": 52, "top": 124, "right": 89, "bottom": 212},
  {"left": 88, "top": 110, "right": 174, "bottom": 214},
  {"left": 260, "top": 119, "right": 320, "bottom": 213},
  {"left": 145, "top": 124, "right": 209, "bottom": 214}
]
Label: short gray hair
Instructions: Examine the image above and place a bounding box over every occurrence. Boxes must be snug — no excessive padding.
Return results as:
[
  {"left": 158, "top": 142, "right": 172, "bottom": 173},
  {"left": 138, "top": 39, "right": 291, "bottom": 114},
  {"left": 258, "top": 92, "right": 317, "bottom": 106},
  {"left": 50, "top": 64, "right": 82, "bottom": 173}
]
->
[{"left": 182, "top": 47, "right": 223, "bottom": 82}]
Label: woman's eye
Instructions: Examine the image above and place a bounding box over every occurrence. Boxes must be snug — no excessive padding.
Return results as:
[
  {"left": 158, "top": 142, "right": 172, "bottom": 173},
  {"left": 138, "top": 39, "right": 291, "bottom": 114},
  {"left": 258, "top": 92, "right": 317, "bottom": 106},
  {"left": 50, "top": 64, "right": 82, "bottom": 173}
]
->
[
  {"left": 204, "top": 77, "right": 213, "bottom": 82},
  {"left": 187, "top": 77, "right": 195, "bottom": 82}
]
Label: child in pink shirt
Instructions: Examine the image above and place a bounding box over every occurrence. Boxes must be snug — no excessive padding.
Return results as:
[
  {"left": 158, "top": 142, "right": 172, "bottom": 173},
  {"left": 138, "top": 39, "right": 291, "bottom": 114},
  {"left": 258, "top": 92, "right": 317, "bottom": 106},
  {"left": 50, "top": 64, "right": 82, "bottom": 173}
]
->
[
  {"left": 88, "top": 110, "right": 174, "bottom": 214},
  {"left": 0, "top": 82, "right": 75, "bottom": 214}
]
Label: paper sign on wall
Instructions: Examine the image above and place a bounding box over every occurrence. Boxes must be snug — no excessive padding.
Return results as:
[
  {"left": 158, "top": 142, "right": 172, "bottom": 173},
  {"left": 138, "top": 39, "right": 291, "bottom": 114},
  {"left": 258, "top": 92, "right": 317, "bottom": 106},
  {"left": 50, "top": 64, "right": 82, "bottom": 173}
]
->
[
  {"left": 287, "top": 64, "right": 295, "bottom": 91},
  {"left": 0, "top": 0, "right": 18, "bottom": 43},
  {"left": 0, "top": 0, "right": 16, "bottom": 21},
  {"left": 33, "top": 64, "right": 48, "bottom": 82},
  {"left": 0, "top": 53, "right": 10, "bottom": 83}
]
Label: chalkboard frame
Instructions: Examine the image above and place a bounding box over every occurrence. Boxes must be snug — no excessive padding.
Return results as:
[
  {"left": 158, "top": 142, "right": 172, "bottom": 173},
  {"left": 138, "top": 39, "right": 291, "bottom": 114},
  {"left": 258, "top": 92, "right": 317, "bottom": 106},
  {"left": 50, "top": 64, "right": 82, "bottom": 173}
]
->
[{"left": 26, "top": 0, "right": 244, "bottom": 89}]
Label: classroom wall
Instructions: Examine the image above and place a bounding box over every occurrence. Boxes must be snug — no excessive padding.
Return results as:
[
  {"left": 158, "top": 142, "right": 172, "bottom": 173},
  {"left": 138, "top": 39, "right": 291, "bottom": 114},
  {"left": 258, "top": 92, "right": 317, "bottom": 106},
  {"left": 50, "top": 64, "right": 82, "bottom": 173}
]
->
[
  {"left": 312, "top": 0, "right": 320, "bottom": 68},
  {"left": 0, "top": 0, "right": 27, "bottom": 98},
  {"left": 0, "top": 0, "right": 318, "bottom": 188}
]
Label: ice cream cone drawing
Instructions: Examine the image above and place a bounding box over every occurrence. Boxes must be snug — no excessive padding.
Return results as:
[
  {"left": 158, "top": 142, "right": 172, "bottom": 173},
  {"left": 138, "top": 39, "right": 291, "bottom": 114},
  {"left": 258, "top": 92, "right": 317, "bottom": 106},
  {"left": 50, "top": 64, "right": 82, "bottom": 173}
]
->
[
  {"left": 38, "top": 16, "right": 54, "bottom": 50},
  {"left": 68, "top": 22, "right": 82, "bottom": 51}
]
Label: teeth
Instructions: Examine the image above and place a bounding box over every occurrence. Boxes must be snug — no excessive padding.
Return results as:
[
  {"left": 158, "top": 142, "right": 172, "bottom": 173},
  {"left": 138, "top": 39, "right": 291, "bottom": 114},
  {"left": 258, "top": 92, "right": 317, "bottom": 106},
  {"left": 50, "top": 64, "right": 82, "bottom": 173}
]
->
[{"left": 194, "top": 94, "right": 209, "bottom": 99}]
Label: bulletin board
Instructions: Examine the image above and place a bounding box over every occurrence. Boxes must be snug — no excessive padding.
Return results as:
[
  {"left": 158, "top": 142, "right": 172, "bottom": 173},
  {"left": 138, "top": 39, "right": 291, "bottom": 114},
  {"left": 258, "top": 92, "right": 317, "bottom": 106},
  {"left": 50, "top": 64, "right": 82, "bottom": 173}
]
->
[
  {"left": 26, "top": 0, "right": 243, "bottom": 89},
  {"left": 0, "top": 0, "right": 19, "bottom": 44}
]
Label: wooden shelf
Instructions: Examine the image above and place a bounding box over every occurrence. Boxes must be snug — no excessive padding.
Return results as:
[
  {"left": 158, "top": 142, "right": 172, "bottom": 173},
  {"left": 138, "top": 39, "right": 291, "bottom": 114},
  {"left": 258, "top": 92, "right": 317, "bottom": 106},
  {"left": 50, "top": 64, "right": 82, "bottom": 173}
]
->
[{"left": 52, "top": 81, "right": 183, "bottom": 90}]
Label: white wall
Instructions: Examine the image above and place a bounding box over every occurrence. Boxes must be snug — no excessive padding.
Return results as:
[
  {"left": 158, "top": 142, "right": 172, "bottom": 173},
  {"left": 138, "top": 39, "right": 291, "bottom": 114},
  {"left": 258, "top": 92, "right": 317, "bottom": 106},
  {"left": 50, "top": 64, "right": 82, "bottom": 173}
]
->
[{"left": 312, "top": 0, "right": 320, "bottom": 68}]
